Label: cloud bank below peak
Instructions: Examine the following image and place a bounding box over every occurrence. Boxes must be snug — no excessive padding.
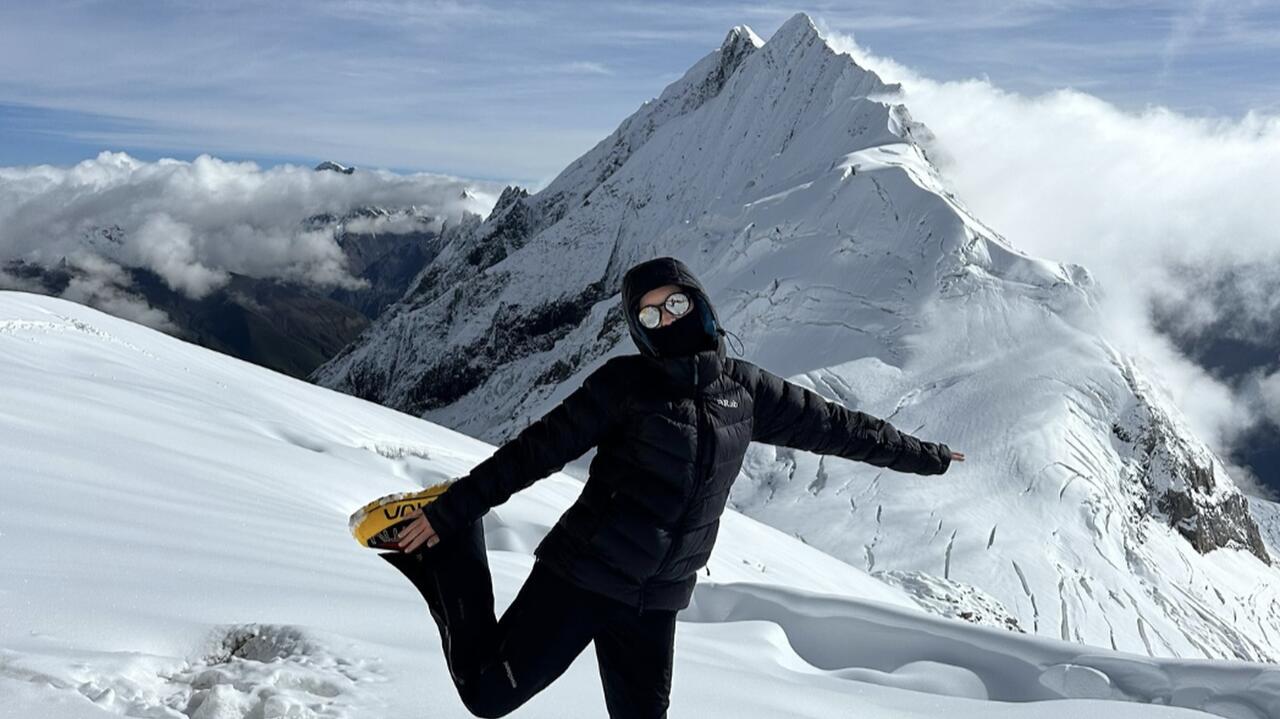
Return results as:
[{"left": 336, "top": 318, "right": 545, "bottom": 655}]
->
[
  {"left": 0, "top": 152, "right": 503, "bottom": 300},
  {"left": 816, "top": 21, "right": 1280, "bottom": 490}
]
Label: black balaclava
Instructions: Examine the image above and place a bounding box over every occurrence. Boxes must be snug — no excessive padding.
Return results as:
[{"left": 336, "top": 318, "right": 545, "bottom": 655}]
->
[
  {"left": 644, "top": 289, "right": 717, "bottom": 356},
  {"left": 621, "top": 256, "right": 724, "bottom": 359}
]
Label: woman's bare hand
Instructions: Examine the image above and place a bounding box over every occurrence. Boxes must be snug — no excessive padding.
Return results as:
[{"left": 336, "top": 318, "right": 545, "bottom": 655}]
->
[
  {"left": 395, "top": 508, "right": 440, "bottom": 553},
  {"left": 951, "top": 450, "right": 966, "bottom": 462}
]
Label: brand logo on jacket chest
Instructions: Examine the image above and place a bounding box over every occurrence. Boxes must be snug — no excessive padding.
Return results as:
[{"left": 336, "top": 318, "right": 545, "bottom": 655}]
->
[{"left": 713, "top": 397, "right": 738, "bottom": 408}]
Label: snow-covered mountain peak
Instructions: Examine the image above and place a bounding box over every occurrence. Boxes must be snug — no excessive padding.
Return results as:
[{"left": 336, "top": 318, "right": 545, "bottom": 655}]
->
[
  {"left": 751, "top": 12, "right": 905, "bottom": 101},
  {"left": 314, "top": 9, "right": 1087, "bottom": 424},
  {"left": 759, "top": 11, "right": 855, "bottom": 74},
  {"left": 313, "top": 16, "right": 1278, "bottom": 662},
  {"left": 770, "top": 10, "right": 821, "bottom": 43},
  {"left": 314, "top": 160, "right": 355, "bottom": 174}
]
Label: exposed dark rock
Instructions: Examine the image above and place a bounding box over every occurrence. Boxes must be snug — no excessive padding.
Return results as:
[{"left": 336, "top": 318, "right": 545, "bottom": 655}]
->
[
  {"left": 407, "top": 353, "right": 489, "bottom": 411},
  {"left": 489, "top": 185, "right": 530, "bottom": 219},
  {"left": 401, "top": 277, "right": 620, "bottom": 414},
  {"left": 325, "top": 222, "right": 444, "bottom": 319},
  {"left": 128, "top": 268, "right": 371, "bottom": 379},
  {"left": 1114, "top": 363, "right": 1271, "bottom": 564},
  {"left": 957, "top": 610, "right": 1024, "bottom": 633},
  {"left": 1, "top": 259, "right": 72, "bottom": 293},
  {"left": 465, "top": 191, "right": 533, "bottom": 269},
  {"left": 1160, "top": 488, "right": 1267, "bottom": 560}
]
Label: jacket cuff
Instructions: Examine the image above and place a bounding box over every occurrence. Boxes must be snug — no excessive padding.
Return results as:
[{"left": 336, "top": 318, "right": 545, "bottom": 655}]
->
[
  {"left": 421, "top": 488, "right": 463, "bottom": 540},
  {"left": 934, "top": 443, "right": 953, "bottom": 474}
]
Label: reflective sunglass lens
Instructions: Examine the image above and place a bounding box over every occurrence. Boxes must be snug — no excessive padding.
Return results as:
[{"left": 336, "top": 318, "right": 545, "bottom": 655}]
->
[
  {"left": 638, "top": 305, "right": 661, "bottom": 329},
  {"left": 666, "top": 293, "right": 690, "bottom": 317}
]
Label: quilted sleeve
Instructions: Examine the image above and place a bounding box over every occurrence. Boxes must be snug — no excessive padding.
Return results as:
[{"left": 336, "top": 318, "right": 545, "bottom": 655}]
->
[
  {"left": 750, "top": 364, "right": 952, "bottom": 475},
  {"left": 422, "top": 359, "right": 622, "bottom": 539}
]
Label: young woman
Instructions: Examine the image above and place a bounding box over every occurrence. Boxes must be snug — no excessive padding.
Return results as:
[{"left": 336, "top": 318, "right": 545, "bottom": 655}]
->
[{"left": 377, "top": 256, "right": 964, "bottom": 718}]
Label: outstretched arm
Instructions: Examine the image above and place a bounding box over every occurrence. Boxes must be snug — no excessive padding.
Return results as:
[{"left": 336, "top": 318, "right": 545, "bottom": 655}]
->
[
  {"left": 402, "top": 360, "right": 621, "bottom": 550},
  {"left": 751, "top": 365, "right": 958, "bottom": 475}
]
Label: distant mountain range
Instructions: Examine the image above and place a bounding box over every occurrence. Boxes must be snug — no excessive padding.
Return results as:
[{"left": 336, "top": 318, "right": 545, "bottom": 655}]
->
[{"left": 1, "top": 200, "right": 455, "bottom": 378}]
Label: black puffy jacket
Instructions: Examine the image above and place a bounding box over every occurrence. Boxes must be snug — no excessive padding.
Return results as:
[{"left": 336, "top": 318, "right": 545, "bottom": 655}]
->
[{"left": 421, "top": 256, "right": 953, "bottom": 613}]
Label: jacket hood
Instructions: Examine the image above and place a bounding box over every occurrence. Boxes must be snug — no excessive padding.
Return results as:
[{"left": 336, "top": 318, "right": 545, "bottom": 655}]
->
[{"left": 621, "top": 256, "right": 726, "bottom": 388}]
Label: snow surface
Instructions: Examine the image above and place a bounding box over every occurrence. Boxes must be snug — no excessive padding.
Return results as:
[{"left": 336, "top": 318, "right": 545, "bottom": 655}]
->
[
  {"left": 313, "top": 11, "right": 1280, "bottom": 663},
  {"left": 4, "top": 292, "right": 1280, "bottom": 718}
]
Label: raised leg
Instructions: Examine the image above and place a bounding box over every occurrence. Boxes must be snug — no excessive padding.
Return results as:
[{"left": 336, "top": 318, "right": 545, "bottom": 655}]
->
[
  {"left": 380, "top": 516, "right": 498, "bottom": 685},
  {"left": 381, "top": 520, "right": 605, "bottom": 718}
]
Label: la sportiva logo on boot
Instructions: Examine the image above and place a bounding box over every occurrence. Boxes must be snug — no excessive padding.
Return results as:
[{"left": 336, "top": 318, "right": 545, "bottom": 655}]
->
[{"left": 383, "top": 501, "right": 427, "bottom": 520}]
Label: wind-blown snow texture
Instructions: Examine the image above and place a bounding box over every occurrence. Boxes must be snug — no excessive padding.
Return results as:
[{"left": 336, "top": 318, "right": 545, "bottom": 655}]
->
[
  {"left": 5, "top": 291, "right": 1280, "bottom": 718},
  {"left": 313, "top": 12, "right": 1280, "bottom": 663}
]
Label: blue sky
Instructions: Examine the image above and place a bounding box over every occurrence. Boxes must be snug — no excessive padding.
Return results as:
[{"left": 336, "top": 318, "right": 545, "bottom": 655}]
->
[{"left": 1, "top": 0, "right": 1277, "bottom": 186}]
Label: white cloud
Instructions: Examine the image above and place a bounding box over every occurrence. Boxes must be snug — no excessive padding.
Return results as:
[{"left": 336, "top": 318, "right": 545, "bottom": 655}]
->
[
  {"left": 0, "top": 152, "right": 500, "bottom": 300},
  {"left": 556, "top": 61, "right": 614, "bottom": 76},
  {"left": 1224, "top": 460, "right": 1277, "bottom": 501},
  {"left": 341, "top": 214, "right": 439, "bottom": 236},
  {"left": 129, "top": 214, "right": 230, "bottom": 299},
  {"left": 60, "top": 250, "right": 177, "bottom": 332},
  {"left": 819, "top": 24, "right": 1280, "bottom": 464},
  {"left": 1221, "top": 363, "right": 1280, "bottom": 500}
]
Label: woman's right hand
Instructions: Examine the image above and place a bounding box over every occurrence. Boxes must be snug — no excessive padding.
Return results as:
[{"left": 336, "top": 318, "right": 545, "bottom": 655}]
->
[{"left": 396, "top": 508, "right": 439, "bottom": 552}]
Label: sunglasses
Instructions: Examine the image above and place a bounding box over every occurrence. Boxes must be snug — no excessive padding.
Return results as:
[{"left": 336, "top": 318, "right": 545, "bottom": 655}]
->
[{"left": 637, "top": 291, "right": 692, "bottom": 329}]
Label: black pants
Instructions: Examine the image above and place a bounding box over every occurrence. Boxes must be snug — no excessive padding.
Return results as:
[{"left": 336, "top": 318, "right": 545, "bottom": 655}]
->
[{"left": 380, "top": 519, "right": 677, "bottom": 718}]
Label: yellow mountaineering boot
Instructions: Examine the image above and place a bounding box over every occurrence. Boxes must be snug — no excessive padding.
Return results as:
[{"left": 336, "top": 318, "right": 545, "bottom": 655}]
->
[{"left": 348, "top": 479, "right": 457, "bottom": 550}]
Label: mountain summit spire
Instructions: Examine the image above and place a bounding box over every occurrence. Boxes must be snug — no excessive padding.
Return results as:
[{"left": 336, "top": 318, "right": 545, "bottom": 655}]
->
[{"left": 767, "top": 11, "right": 823, "bottom": 50}]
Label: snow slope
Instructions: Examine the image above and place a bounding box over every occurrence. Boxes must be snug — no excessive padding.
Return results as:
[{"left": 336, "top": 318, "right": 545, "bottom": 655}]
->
[
  {"left": 312, "top": 12, "right": 1280, "bottom": 661},
  {"left": 5, "top": 292, "right": 1280, "bottom": 717}
]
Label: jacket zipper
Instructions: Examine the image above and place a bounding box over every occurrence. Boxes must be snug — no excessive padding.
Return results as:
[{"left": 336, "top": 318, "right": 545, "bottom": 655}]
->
[{"left": 639, "top": 360, "right": 703, "bottom": 615}]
